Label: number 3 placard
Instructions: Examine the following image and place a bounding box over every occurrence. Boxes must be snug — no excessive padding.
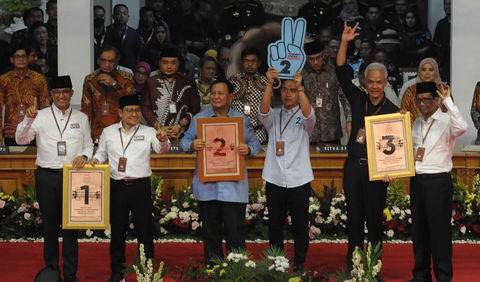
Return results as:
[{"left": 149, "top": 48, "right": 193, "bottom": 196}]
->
[
  {"left": 197, "top": 117, "right": 246, "bottom": 182},
  {"left": 62, "top": 164, "right": 110, "bottom": 229},
  {"left": 364, "top": 113, "right": 415, "bottom": 181}
]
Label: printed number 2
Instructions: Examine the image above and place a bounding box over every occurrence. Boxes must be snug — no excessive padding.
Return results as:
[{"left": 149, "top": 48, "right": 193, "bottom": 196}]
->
[
  {"left": 213, "top": 138, "right": 226, "bottom": 157},
  {"left": 81, "top": 185, "right": 89, "bottom": 205},
  {"left": 295, "top": 117, "right": 301, "bottom": 124},
  {"left": 382, "top": 135, "right": 396, "bottom": 155},
  {"left": 280, "top": 60, "right": 291, "bottom": 74}
]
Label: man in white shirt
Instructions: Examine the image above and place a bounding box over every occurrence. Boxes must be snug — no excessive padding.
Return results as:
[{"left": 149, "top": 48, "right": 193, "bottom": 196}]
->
[
  {"left": 259, "top": 68, "right": 316, "bottom": 273},
  {"left": 16, "top": 75, "right": 94, "bottom": 282},
  {"left": 90, "top": 95, "right": 170, "bottom": 282},
  {"left": 409, "top": 82, "right": 467, "bottom": 282}
]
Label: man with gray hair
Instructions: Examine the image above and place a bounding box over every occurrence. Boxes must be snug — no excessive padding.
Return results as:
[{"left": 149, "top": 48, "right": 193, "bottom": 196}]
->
[{"left": 336, "top": 22, "right": 399, "bottom": 281}]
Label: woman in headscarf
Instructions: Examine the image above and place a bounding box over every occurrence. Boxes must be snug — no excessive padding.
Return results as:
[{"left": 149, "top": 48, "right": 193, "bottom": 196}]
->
[
  {"left": 399, "top": 9, "right": 433, "bottom": 67},
  {"left": 401, "top": 58, "right": 448, "bottom": 124},
  {"left": 331, "top": 0, "right": 365, "bottom": 57},
  {"left": 133, "top": 62, "right": 151, "bottom": 99}
]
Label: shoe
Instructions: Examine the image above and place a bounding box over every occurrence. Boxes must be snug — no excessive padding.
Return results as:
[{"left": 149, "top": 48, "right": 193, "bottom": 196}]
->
[
  {"left": 64, "top": 276, "right": 80, "bottom": 282},
  {"left": 292, "top": 265, "right": 305, "bottom": 275},
  {"left": 406, "top": 278, "right": 433, "bottom": 282},
  {"left": 106, "top": 273, "right": 125, "bottom": 282},
  {"left": 376, "top": 275, "right": 385, "bottom": 282}
]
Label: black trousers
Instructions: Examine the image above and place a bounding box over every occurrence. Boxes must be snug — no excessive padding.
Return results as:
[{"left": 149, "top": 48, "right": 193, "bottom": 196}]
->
[
  {"left": 343, "top": 157, "right": 388, "bottom": 270},
  {"left": 4, "top": 137, "right": 36, "bottom": 146},
  {"left": 198, "top": 200, "right": 246, "bottom": 265},
  {"left": 410, "top": 173, "right": 453, "bottom": 282},
  {"left": 110, "top": 177, "right": 154, "bottom": 275},
  {"left": 36, "top": 167, "right": 78, "bottom": 278},
  {"left": 266, "top": 182, "right": 311, "bottom": 266}
]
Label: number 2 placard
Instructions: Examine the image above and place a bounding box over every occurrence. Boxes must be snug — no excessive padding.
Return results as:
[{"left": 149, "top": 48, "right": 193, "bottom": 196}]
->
[
  {"left": 62, "top": 164, "right": 110, "bottom": 229},
  {"left": 197, "top": 117, "right": 246, "bottom": 182},
  {"left": 365, "top": 113, "right": 415, "bottom": 181}
]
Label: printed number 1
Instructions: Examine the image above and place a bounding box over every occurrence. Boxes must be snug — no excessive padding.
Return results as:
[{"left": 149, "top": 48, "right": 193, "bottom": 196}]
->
[{"left": 81, "top": 185, "right": 89, "bottom": 205}]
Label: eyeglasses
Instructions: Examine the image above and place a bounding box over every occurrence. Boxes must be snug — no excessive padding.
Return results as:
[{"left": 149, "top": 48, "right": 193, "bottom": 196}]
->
[
  {"left": 243, "top": 59, "right": 258, "bottom": 65},
  {"left": 12, "top": 54, "right": 28, "bottom": 60},
  {"left": 52, "top": 90, "right": 72, "bottom": 96},
  {"left": 307, "top": 55, "right": 323, "bottom": 63},
  {"left": 124, "top": 108, "right": 142, "bottom": 115},
  {"left": 415, "top": 98, "right": 434, "bottom": 105}
]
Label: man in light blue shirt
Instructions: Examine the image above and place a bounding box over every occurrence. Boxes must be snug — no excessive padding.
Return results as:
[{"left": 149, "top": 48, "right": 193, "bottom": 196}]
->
[
  {"left": 259, "top": 68, "right": 316, "bottom": 273},
  {"left": 180, "top": 80, "right": 260, "bottom": 265}
]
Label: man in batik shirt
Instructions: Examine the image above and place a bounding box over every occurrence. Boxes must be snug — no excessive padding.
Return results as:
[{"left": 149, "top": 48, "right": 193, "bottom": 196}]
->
[
  {"left": 141, "top": 47, "right": 200, "bottom": 143},
  {"left": 0, "top": 45, "right": 49, "bottom": 146},
  {"left": 303, "top": 41, "right": 352, "bottom": 144},
  {"left": 229, "top": 47, "right": 269, "bottom": 144},
  {"left": 81, "top": 45, "right": 134, "bottom": 142}
]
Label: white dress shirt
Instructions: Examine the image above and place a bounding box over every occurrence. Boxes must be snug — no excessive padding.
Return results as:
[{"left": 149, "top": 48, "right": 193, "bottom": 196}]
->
[
  {"left": 259, "top": 105, "right": 316, "bottom": 188},
  {"left": 412, "top": 97, "right": 467, "bottom": 174},
  {"left": 94, "top": 122, "right": 170, "bottom": 180},
  {"left": 15, "top": 104, "right": 94, "bottom": 169}
]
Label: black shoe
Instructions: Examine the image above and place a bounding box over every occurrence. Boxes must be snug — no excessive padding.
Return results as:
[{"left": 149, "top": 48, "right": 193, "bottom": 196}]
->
[
  {"left": 64, "top": 276, "right": 80, "bottom": 282},
  {"left": 292, "top": 265, "right": 305, "bottom": 275},
  {"left": 106, "top": 273, "right": 125, "bottom": 282},
  {"left": 376, "top": 275, "right": 385, "bottom": 282},
  {"left": 406, "top": 278, "right": 433, "bottom": 282}
]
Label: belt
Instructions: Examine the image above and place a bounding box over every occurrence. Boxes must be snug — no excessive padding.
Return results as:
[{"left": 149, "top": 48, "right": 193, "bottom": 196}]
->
[
  {"left": 38, "top": 167, "right": 63, "bottom": 174},
  {"left": 414, "top": 172, "right": 450, "bottom": 179},
  {"left": 348, "top": 156, "right": 368, "bottom": 165},
  {"left": 112, "top": 177, "right": 148, "bottom": 186}
]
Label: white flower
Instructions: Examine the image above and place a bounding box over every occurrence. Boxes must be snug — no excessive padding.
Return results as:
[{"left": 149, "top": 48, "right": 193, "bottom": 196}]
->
[
  {"left": 406, "top": 209, "right": 411, "bottom": 215},
  {"left": 451, "top": 217, "right": 455, "bottom": 226},
  {"left": 191, "top": 221, "right": 200, "bottom": 230},
  {"left": 171, "top": 206, "right": 179, "bottom": 212},
  {"left": 258, "top": 196, "right": 266, "bottom": 203},
  {"left": 385, "top": 230, "right": 394, "bottom": 238},
  {"left": 393, "top": 207, "right": 401, "bottom": 215},
  {"left": 466, "top": 209, "right": 473, "bottom": 216},
  {"left": 159, "top": 218, "right": 166, "bottom": 225},
  {"left": 245, "top": 260, "right": 256, "bottom": 268},
  {"left": 309, "top": 204, "right": 320, "bottom": 213},
  {"left": 104, "top": 229, "right": 111, "bottom": 238},
  {"left": 268, "top": 264, "right": 275, "bottom": 271},
  {"left": 160, "top": 227, "right": 167, "bottom": 234},
  {"left": 182, "top": 202, "right": 190, "bottom": 208},
  {"left": 129, "top": 223, "right": 134, "bottom": 229},
  {"left": 460, "top": 226, "right": 466, "bottom": 234},
  {"left": 340, "top": 214, "right": 347, "bottom": 221},
  {"left": 33, "top": 202, "right": 40, "bottom": 209},
  {"left": 85, "top": 229, "right": 93, "bottom": 237},
  {"left": 166, "top": 211, "right": 178, "bottom": 219},
  {"left": 263, "top": 216, "right": 268, "bottom": 221},
  {"left": 160, "top": 208, "right": 168, "bottom": 215},
  {"left": 408, "top": 218, "right": 412, "bottom": 224},
  {"left": 24, "top": 213, "right": 31, "bottom": 220},
  {"left": 264, "top": 207, "right": 269, "bottom": 215},
  {"left": 0, "top": 200, "right": 5, "bottom": 209}
]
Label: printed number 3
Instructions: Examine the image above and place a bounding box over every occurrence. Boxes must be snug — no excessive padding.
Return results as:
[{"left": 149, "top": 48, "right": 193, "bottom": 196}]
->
[{"left": 382, "top": 135, "right": 396, "bottom": 155}]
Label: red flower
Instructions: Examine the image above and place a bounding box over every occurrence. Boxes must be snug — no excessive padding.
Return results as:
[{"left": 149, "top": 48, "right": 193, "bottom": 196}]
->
[
  {"left": 458, "top": 224, "right": 465, "bottom": 230},
  {"left": 453, "top": 215, "right": 464, "bottom": 220},
  {"left": 181, "top": 222, "right": 189, "bottom": 229},
  {"left": 164, "top": 196, "right": 171, "bottom": 204},
  {"left": 397, "top": 225, "right": 405, "bottom": 232},
  {"left": 199, "top": 279, "right": 205, "bottom": 282},
  {"left": 387, "top": 221, "right": 396, "bottom": 229},
  {"left": 173, "top": 218, "right": 182, "bottom": 226},
  {"left": 245, "top": 220, "right": 251, "bottom": 225},
  {"left": 209, "top": 274, "right": 214, "bottom": 280},
  {"left": 473, "top": 225, "right": 480, "bottom": 233},
  {"left": 186, "top": 278, "right": 192, "bottom": 282},
  {"left": 193, "top": 263, "right": 199, "bottom": 269},
  {"left": 176, "top": 279, "right": 181, "bottom": 282},
  {"left": 452, "top": 202, "right": 459, "bottom": 210}
]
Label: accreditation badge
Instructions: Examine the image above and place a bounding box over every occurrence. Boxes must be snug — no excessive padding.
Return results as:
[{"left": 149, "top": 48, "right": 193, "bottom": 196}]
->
[
  {"left": 118, "top": 157, "right": 127, "bottom": 172},
  {"left": 18, "top": 104, "right": 25, "bottom": 117},
  {"left": 415, "top": 147, "right": 425, "bottom": 162},
  {"left": 101, "top": 102, "right": 109, "bottom": 116},
  {"left": 276, "top": 141, "right": 285, "bottom": 156},
  {"left": 169, "top": 101, "right": 177, "bottom": 114},
  {"left": 244, "top": 103, "right": 251, "bottom": 115},
  {"left": 355, "top": 128, "right": 366, "bottom": 144},
  {"left": 57, "top": 141, "right": 67, "bottom": 156},
  {"left": 315, "top": 95, "right": 322, "bottom": 108}
]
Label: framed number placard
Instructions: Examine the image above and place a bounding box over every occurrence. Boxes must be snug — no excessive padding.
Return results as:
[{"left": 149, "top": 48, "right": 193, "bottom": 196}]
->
[
  {"left": 197, "top": 117, "right": 245, "bottom": 182},
  {"left": 62, "top": 164, "right": 110, "bottom": 229},
  {"left": 365, "top": 113, "right": 415, "bottom": 181}
]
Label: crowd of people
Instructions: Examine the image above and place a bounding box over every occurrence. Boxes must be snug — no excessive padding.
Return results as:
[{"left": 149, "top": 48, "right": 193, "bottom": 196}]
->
[{"left": 0, "top": 0, "right": 469, "bottom": 282}]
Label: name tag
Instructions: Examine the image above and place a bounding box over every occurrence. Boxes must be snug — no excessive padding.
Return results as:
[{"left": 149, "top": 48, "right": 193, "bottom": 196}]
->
[
  {"left": 134, "top": 135, "right": 145, "bottom": 141},
  {"left": 70, "top": 123, "right": 80, "bottom": 129}
]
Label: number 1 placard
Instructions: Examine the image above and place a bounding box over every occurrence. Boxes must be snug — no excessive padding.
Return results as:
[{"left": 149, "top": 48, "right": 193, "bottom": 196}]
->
[
  {"left": 62, "top": 164, "right": 110, "bottom": 229},
  {"left": 197, "top": 117, "right": 246, "bottom": 182},
  {"left": 365, "top": 113, "right": 415, "bottom": 181}
]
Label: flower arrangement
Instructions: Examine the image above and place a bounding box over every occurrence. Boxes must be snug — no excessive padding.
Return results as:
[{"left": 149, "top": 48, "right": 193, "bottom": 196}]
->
[
  {"left": 336, "top": 242, "right": 383, "bottom": 282},
  {"left": 452, "top": 175, "right": 480, "bottom": 237},
  {"left": 124, "top": 243, "right": 167, "bottom": 282},
  {"left": 382, "top": 181, "right": 411, "bottom": 239}
]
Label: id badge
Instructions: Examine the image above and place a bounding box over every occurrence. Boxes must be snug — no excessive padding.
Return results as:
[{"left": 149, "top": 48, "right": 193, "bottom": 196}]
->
[
  {"left": 276, "top": 141, "right": 285, "bottom": 156},
  {"left": 169, "top": 101, "right": 177, "bottom": 114},
  {"left": 415, "top": 147, "right": 425, "bottom": 162},
  {"left": 244, "top": 103, "right": 251, "bottom": 115},
  {"left": 355, "top": 128, "right": 366, "bottom": 144},
  {"left": 18, "top": 104, "right": 25, "bottom": 117},
  {"left": 315, "top": 95, "right": 322, "bottom": 108},
  {"left": 57, "top": 141, "right": 67, "bottom": 156},
  {"left": 118, "top": 157, "right": 127, "bottom": 172},
  {"left": 101, "top": 102, "right": 109, "bottom": 116}
]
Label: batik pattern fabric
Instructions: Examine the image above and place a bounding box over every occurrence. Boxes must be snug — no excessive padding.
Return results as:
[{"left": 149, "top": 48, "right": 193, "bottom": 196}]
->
[
  {"left": 303, "top": 66, "right": 352, "bottom": 142},
  {"left": 0, "top": 69, "right": 50, "bottom": 138},
  {"left": 401, "top": 83, "right": 448, "bottom": 125},
  {"left": 229, "top": 72, "right": 268, "bottom": 144},
  {"left": 81, "top": 69, "right": 134, "bottom": 142}
]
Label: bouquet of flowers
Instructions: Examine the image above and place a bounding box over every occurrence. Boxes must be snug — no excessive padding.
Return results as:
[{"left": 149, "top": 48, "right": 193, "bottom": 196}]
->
[
  {"left": 336, "top": 242, "right": 383, "bottom": 282},
  {"left": 124, "top": 243, "right": 167, "bottom": 282},
  {"left": 11, "top": 184, "right": 42, "bottom": 236},
  {"left": 383, "top": 181, "right": 411, "bottom": 239}
]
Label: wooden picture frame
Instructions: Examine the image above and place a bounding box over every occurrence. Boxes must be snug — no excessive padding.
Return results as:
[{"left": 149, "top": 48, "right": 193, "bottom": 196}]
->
[
  {"left": 197, "top": 117, "right": 246, "bottom": 182},
  {"left": 62, "top": 164, "right": 110, "bottom": 229},
  {"left": 365, "top": 113, "right": 415, "bottom": 181}
]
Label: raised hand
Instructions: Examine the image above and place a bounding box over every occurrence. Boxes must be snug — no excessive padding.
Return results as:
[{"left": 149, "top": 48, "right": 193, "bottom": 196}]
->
[
  {"left": 98, "top": 74, "right": 115, "bottom": 86},
  {"left": 293, "top": 71, "right": 303, "bottom": 89},
  {"left": 156, "top": 129, "right": 167, "bottom": 142},
  {"left": 26, "top": 99, "right": 38, "bottom": 119},
  {"left": 341, "top": 21, "right": 360, "bottom": 43},
  {"left": 436, "top": 84, "right": 451, "bottom": 101},
  {"left": 268, "top": 17, "right": 306, "bottom": 80},
  {"left": 266, "top": 67, "right": 280, "bottom": 85}
]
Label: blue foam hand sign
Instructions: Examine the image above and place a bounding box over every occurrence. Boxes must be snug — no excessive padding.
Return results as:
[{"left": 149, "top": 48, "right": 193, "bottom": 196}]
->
[{"left": 268, "top": 17, "right": 307, "bottom": 79}]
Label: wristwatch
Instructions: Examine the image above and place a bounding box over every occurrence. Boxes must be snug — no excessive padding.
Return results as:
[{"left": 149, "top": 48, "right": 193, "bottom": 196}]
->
[{"left": 112, "top": 81, "right": 118, "bottom": 89}]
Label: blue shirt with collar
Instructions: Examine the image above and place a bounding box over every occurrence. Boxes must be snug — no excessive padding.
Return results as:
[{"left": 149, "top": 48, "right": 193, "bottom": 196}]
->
[{"left": 180, "top": 107, "right": 261, "bottom": 203}]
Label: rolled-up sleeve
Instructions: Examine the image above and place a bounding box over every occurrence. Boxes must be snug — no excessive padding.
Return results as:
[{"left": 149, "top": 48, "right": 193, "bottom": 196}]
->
[
  {"left": 258, "top": 107, "right": 273, "bottom": 129},
  {"left": 303, "top": 106, "right": 316, "bottom": 134}
]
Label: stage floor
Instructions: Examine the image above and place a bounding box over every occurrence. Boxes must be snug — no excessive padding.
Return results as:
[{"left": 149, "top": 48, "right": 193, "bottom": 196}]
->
[{"left": 1, "top": 241, "right": 479, "bottom": 281}]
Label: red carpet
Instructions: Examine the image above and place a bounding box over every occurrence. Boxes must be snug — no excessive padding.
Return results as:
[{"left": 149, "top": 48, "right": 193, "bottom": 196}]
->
[{"left": 0, "top": 241, "right": 479, "bottom": 281}]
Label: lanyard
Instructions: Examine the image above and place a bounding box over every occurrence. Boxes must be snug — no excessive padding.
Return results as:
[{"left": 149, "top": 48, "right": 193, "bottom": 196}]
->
[
  {"left": 162, "top": 78, "right": 176, "bottom": 98},
  {"left": 279, "top": 108, "right": 300, "bottom": 138},
  {"left": 141, "top": 28, "right": 154, "bottom": 45},
  {"left": 421, "top": 120, "right": 435, "bottom": 146},
  {"left": 51, "top": 107, "right": 73, "bottom": 141},
  {"left": 365, "top": 98, "right": 387, "bottom": 116},
  {"left": 94, "top": 28, "right": 106, "bottom": 46},
  {"left": 121, "top": 26, "right": 128, "bottom": 43},
  {"left": 119, "top": 125, "right": 140, "bottom": 157}
]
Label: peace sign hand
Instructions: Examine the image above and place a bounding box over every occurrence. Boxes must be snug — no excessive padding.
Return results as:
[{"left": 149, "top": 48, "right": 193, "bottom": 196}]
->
[{"left": 268, "top": 17, "right": 307, "bottom": 79}]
